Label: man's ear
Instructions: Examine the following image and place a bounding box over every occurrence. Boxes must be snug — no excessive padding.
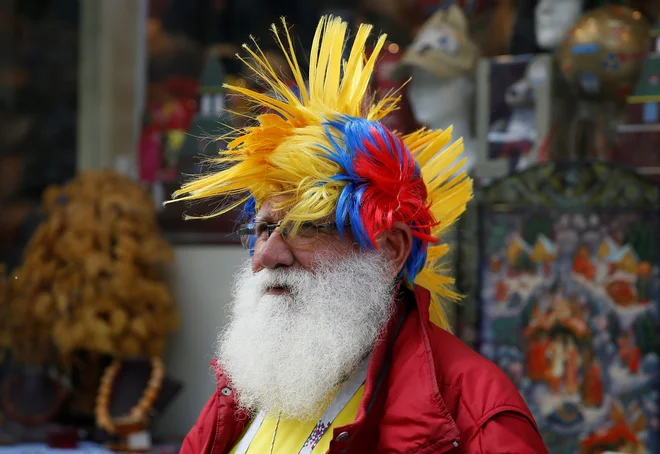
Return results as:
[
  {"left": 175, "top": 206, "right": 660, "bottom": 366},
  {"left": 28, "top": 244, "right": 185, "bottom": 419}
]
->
[{"left": 375, "top": 222, "right": 413, "bottom": 279}]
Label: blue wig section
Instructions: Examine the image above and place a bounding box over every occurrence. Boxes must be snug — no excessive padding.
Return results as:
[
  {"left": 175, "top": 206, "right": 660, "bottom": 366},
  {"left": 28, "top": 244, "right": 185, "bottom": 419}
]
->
[
  {"left": 322, "top": 116, "right": 375, "bottom": 250},
  {"left": 320, "top": 115, "right": 432, "bottom": 283},
  {"left": 338, "top": 115, "right": 409, "bottom": 166},
  {"left": 248, "top": 236, "right": 256, "bottom": 257},
  {"left": 238, "top": 196, "right": 257, "bottom": 256},
  {"left": 239, "top": 196, "right": 256, "bottom": 221},
  {"left": 407, "top": 224, "right": 429, "bottom": 282}
]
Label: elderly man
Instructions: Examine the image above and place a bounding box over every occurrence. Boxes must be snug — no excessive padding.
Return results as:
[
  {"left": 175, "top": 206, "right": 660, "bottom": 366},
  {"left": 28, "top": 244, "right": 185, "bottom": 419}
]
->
[{"left": 171, "top": 15, "right": 548, "bottom": 454}]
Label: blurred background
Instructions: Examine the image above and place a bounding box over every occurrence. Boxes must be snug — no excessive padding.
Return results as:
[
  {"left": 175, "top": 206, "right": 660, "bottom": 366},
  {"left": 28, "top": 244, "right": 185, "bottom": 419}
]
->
[{"left": 0, "top": 0, "right": 659, "bottom": 452}]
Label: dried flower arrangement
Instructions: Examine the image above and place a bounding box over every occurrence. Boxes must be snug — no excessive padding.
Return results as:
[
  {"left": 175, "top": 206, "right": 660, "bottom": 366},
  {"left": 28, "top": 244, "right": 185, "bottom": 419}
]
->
[{"left": 1, "top": 170, "right": 178, "bottom": 366}]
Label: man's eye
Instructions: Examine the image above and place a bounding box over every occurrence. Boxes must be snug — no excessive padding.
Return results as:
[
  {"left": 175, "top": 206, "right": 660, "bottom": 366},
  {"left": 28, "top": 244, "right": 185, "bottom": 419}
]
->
[{"left": 298, "top": 223, "right": 318, "bottom": 237}]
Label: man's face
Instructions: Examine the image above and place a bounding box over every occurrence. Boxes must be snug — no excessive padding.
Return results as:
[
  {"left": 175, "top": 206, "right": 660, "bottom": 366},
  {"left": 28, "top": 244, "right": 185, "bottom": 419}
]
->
[
  {"left": 250, "top": 196, "right": 359, "bottom": 276},
  {"left": 216, "top": 198, "right": 397, "bottom": 421}
]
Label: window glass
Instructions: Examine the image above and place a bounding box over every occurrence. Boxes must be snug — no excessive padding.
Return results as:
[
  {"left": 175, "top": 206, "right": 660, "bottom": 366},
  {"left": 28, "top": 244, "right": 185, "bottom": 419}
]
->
[{"left": 0, "top": 0, "right": 79, "bottom": 270}]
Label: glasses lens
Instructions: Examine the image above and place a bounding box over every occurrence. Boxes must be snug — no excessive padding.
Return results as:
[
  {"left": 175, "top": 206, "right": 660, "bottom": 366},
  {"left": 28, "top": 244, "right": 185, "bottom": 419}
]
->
[
  {"left": 238, "top": 222, "right": 262, "bottom": 249},
  {"left": 240, "top": 222, "right": 345, "bottom": 249},
  {"left": 283, "top": 222, "right": 323, "bottom": 247}
]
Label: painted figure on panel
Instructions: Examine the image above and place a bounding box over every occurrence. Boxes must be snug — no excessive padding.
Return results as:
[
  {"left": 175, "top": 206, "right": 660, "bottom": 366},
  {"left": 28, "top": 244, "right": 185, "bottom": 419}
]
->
[
  {"left": 525, "top": 298, "right": 591, "bottom": 396},
  {"left": 580, "top": 401, "right": 648, "bottom": 454},
  {"left": 481, "top": 212, "right": 660, "bottom": 453}
]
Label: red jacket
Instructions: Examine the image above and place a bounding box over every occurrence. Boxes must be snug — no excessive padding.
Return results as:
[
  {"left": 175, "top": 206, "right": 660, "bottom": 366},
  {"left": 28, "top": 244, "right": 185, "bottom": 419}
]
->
[{"left": 181, "top": 286, "right": 548, "bottom": 453}]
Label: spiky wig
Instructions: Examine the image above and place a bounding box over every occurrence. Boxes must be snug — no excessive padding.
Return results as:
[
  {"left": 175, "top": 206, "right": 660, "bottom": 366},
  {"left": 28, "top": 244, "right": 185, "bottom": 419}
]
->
[{"left": 168, "top": 16, "right": 473, "bottom": 329}]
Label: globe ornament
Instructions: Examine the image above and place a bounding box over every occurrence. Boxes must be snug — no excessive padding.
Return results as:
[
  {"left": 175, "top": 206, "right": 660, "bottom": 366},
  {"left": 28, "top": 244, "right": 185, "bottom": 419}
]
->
[{"left": 557, "top": 5, "right": 651, "bottom": 103}]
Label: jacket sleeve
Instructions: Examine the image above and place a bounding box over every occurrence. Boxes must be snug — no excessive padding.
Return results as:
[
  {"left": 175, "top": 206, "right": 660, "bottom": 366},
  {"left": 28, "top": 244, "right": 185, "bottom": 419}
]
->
[
  {"left": 461, "top": 411, "right": 549, "bottom": 454},
  {"left": 180, "top": 392, "right": 219, "bottom": 454}
]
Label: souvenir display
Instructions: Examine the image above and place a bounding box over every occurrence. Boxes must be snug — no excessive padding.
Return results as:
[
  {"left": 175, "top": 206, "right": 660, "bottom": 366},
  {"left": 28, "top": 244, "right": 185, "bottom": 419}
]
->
[
  {"left": 616, "top": 22, "right": 660, "bottom": 179},
  {"left": 510, "top": 0, "right": 622, "bottom": 55},
  {"left": 138, "top": 77, "right": 198, "bottom": 184},
  {"left": 1, "top": 170, "right": 178, "bottom": 419},
  {"left": 412, "top": 0, "right": 513, "bottom": 58},
  {"left": 169, "top": 56, "right": 231, "bottom": 176},
  {"left": 476, "top": 162, "right": 660, "bottom": 453},
  {"left": 476, "top": 54, "right": 553, "bottom": 178},
  {"left": 150, "top": 56, "right": 241, "bottom": 245},
  {"left": 558, "top": 5, "right": 650, "bottom": 102},
  {"left": 95, "top": 357, "right": 181, "bottom": 452},
  {"left": 139, "top": 36, "right": 223, "bottom": 186},
  {"left": 396, "top": 5, "right": 480, "bottom": 173},
  {"left": 535, "top": 0, "right": 587, "bottom": 51},
  {"left": 4, "top": 170, "right": 177, "bottom": 362},
  {"left": 95, "top": 358, "right": 165, "bottom": 438},
  {"left": 557, "top": 5, "right": 651, "bottom": 159}
]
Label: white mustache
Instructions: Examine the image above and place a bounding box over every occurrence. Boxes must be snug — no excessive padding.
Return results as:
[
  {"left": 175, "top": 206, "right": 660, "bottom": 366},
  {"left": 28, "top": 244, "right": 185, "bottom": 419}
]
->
[{"left": 253, "top": 268, "right": 307, "bottom": 294}]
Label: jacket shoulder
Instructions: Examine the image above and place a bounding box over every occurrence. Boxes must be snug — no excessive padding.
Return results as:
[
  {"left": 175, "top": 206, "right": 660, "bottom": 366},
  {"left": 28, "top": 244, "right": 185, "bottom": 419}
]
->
[
  {"left": 425, "top": 324, "right": 536, "bottom": 427},
  {"left": 180, "top": 391, "right": 219, "bottom": 454}
]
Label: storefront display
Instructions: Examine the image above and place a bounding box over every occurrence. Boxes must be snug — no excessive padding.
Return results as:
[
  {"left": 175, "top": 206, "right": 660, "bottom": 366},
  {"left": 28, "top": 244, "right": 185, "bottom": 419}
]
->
[
  {"left": 141, "top": 53, "right": 242, "bottom": 245},
  {"left": 616, "top": 22, "right": 660, "bottom": 179},
  {"left": 140, "top": 55, "right": 230, "bottom": 185},
  {"left": 476, "top": 161, "right": 660, "bottom": 454},
  {"left": 4, "top": 0, "right": 660, "bottom": 446},
  {"left": 139, "top": 78, "right": 198, "bottom": 184},
  {"left": 476, "top": 54, "right": 554, "bottom": 178},
  {"left": 0, "top": 2, "right": 79, "bottom": 270},
  {"left": 557, "top": 5, "right": 651, "bottom": 159},
  {"left": 0, "top": 170, "right": 179, "bottom": 431},
  {"left": 396, "top": 5, "right": 480, "bottom": 172},
  {"left": 536, "top": 0, "right": 590, "bottom": 52},
  {"left": 95, "top": 357, "right": 181, "bottom": 452}
]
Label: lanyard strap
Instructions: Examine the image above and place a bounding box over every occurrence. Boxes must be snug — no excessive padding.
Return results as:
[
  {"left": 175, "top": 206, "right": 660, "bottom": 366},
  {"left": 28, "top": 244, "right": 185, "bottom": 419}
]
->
[
  {"left": 232, "top": 410, "right": 267, "bottom": 454},
  {"left": 233, "top": 357, "right": 369, "bottom": 454},
  {"left": 299, "top": 357, "right": 368, "bottom": 454}
]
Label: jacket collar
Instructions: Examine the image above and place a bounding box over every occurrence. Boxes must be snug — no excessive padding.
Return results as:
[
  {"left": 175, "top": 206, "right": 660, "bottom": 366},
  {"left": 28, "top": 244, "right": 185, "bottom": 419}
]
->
[{"left": 332, "top": 284, "right": 460, "bottom": 452}]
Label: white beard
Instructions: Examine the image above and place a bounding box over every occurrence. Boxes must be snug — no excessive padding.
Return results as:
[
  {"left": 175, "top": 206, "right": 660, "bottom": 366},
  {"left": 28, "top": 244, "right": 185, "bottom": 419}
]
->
[{"left": 216, "top": 252, "right": 396, "bottom": 422}]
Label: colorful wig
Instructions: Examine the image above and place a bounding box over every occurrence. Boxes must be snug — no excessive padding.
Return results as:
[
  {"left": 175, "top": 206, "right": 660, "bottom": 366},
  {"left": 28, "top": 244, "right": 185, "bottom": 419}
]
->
[{"left": 168, "top": 16, "right": 473, "bottom": 330}]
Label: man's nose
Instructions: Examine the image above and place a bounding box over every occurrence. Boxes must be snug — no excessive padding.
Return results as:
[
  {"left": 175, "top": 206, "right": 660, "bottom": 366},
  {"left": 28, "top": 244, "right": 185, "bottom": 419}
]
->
[{"left": 251, "top": 230, "right": 295, "bottom": 272}]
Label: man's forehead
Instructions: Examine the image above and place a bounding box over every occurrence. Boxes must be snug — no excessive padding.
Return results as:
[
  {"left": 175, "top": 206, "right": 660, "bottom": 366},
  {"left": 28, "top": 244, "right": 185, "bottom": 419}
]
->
[
  {"left": 254, "top": 196, "right": 335, "bottom": 224},
  {"left": 254, "top": 197, "right": 289, "bottom": 222}
]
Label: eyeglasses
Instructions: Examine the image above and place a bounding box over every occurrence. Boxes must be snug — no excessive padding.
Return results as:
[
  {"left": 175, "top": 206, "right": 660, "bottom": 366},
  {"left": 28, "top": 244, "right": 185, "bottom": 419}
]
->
[{"left": 237, "top": 220, "right": 350, "bottom": 250}]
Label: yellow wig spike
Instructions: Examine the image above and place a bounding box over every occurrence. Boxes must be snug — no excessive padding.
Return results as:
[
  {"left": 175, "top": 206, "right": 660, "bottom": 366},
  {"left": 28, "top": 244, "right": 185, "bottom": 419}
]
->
[{"left": 167, "top": 16, "right": 473, "bottom": 331}]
